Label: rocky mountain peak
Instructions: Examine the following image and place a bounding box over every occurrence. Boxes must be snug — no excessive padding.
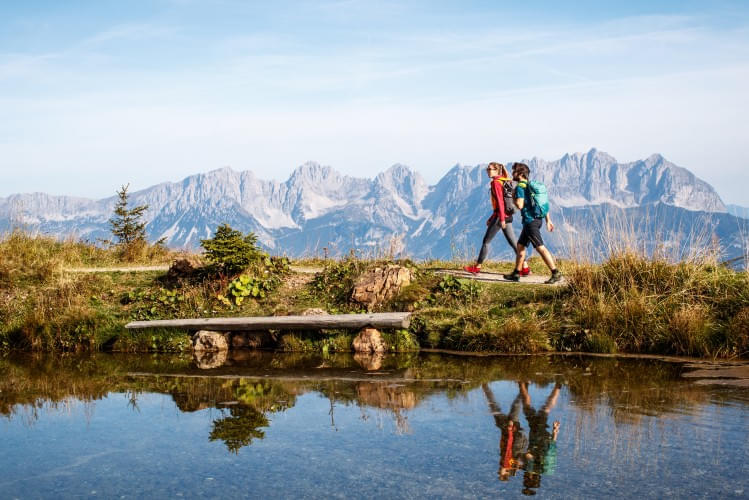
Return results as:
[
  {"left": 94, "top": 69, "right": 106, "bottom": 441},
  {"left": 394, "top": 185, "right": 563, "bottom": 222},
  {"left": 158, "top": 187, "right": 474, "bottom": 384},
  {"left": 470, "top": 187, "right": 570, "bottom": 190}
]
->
[
  {"left": 289, "top": 162, "right": 334, "bottom": 183},
  {"left": 0, "top": 150, "right": 734, "bottom": 256}
]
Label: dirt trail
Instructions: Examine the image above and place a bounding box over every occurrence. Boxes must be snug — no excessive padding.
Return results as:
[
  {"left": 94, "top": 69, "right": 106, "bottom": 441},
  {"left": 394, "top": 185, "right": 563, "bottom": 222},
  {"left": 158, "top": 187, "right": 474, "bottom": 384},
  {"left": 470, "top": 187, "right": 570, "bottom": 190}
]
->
[
  {"left": 63, "top": 265, "right": 561, "bottom": 286},
  {"left": 64, "top": 265, "right": 324, "bottom": 274},
  {"left": 433, "top": 268, "right": 566, "bottom": 285}
]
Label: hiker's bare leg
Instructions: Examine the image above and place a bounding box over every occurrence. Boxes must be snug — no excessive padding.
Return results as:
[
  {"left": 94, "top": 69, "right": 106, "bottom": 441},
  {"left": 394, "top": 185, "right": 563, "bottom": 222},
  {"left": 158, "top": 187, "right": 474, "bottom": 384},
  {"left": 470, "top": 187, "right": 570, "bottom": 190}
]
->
[
  {"left": 515, "top": 244, "right": 527, "bottom": 272},
  {"left": 519, "top": 381, "right": 531, "bottom": 407},
  {"left": 541, "top": 383, "right": 561, "bottom": 414},
  {"left": 509, "top": 394, "right": 523, "bottom": 422},
  {"left": 535, "top": 245, "right": 557, "bottom": 272},
  {"left": 501, "top": 224, "right": 530, "bottom": 269},
  {"left": 482, "top": 383, "right": 502, "bottom": 414}
]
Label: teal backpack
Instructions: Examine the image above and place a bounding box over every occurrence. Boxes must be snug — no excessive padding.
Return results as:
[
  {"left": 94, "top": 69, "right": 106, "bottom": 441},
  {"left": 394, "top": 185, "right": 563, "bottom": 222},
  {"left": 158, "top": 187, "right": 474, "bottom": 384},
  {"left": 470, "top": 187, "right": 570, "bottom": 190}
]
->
[{"left": 519, "top": 180, "right": 549, "bottom": 219}]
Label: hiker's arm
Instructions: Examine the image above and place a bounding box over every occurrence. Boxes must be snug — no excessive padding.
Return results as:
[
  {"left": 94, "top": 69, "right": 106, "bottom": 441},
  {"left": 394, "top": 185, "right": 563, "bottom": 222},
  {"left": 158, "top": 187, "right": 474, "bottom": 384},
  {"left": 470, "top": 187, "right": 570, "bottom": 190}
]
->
[
  {"left": 514, "top": 184, "right": 525, "bottom": 209},
  {"left": 546, "top": 213, "right": 554, "bottom": 232},
  {"left": 492, "top": 181, "right": 506, "bottom": 226}
]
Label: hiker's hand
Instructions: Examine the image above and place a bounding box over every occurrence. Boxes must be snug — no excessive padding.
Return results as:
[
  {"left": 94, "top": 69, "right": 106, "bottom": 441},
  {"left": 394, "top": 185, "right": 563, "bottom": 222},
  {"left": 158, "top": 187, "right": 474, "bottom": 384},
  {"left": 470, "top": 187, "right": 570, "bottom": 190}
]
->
[
  {"left": 501, "top": 221, "right": 506, "bottom": 229},
  {"left": 547, "top": 221, "right": 555, "bottom": 232}
]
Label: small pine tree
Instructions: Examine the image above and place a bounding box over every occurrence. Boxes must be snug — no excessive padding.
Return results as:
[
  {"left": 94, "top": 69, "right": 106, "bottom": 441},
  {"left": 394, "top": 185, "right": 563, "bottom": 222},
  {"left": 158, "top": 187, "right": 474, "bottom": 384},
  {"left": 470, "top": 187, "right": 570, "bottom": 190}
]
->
[
  {"left": 200, "top": 224, "right": 265, "bottom": 275},
  {"left": 109, "top": 184, "right": 149, "bottom": 245}
]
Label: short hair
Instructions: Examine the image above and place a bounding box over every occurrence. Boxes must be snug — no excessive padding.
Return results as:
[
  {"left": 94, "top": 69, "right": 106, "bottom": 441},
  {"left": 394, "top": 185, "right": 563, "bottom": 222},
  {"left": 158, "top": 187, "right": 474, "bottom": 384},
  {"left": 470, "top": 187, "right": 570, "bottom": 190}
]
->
[
  {"left": 524, "top": 471, "right": 541, "bottom": 489},
  {"left": 512, "top": 162, "right": 530, "bottom": 179}
]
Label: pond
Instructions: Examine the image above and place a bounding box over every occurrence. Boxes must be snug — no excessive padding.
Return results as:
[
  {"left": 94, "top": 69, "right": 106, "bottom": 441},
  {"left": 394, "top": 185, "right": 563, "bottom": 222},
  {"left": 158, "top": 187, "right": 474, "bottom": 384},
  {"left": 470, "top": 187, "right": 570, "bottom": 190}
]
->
[{"left": 1, "top": 351, "right": 747, "bottom": 498}]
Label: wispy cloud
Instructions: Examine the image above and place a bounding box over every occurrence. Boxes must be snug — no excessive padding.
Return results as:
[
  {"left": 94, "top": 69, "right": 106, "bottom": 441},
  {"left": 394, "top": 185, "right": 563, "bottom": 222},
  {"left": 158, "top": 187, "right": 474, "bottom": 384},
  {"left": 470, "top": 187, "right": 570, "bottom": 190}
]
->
[
  {"left": 82, "top": 23, "right": 181, "bottom": 45},
  {"left": 1, "top": 2, "right": 748, "bottom": 203}
]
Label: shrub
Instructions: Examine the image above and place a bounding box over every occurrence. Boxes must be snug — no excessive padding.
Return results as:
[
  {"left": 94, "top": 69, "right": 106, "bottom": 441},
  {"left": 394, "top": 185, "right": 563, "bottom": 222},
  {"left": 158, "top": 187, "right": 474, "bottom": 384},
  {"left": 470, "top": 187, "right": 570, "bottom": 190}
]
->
[
  {"left": 586, "top": 332, "right": 618, "bottom": 354},
  {"left": 200, "top": 224, "right": 266, "bottom": 276},
  {"left": 665, "top": 305, "right": 712, "bottom": 357},
  {"left": 725, "top": 307, "right": 749, "bottom": 357},
  {"left": 310, "top": 258, "right": 368, "bottom": 308}
]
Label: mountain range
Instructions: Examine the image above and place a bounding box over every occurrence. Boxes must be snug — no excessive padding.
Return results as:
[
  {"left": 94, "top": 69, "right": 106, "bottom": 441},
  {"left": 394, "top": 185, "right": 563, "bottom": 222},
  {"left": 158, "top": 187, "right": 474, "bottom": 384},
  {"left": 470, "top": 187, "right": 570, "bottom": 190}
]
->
[
  {"left": 1, "top": 148, "right": 747, "bottom": 261},
  {"left": 727, "top": 204, "right": 749, "bottom": 219}
]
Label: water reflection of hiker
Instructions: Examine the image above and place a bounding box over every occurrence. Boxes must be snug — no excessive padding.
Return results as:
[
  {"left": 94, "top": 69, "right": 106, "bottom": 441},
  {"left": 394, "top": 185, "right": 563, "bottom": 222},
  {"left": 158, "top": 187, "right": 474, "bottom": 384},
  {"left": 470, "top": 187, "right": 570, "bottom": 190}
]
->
[
  {"left": 481, "top": 383, "right": 528, "bottom": 482},
  {"left": 464, "top": 163, "right": 531, "bottom": 275},
  {"left": 519, "top": 381, "right": 561, "bottom": 496}
]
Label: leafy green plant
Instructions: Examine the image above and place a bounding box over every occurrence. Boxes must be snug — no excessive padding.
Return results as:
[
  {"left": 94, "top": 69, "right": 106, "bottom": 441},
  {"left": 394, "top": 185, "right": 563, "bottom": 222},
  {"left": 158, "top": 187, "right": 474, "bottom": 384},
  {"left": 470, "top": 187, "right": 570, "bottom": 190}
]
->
[
  {"left": 269, "top": 256, "right": 291, "bottom": 274},
  {"left": 434, "top": 275, "right": 480, "bottom": 302},
  {"left": 220, "top": 275, "right": 277, "bottom": 306},
  {"left": 122, "top": 288, "right": 185, "bottom": 320}
]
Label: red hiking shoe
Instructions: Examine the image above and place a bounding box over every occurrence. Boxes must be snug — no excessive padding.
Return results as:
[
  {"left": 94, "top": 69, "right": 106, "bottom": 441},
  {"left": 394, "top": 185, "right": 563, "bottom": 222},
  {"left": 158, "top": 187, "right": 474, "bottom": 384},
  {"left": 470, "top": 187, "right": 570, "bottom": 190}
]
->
[
  {"left": 520, "top": 266, "right": 532, "bottom": 276},
  {"left": 463, "top": 265, "right": 481, "bottom": 274}
]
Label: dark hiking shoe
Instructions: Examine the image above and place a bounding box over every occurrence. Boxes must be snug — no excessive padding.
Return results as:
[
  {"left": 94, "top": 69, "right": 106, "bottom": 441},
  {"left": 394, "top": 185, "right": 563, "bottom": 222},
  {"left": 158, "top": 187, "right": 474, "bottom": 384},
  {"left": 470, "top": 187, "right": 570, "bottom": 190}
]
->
[
  {"left": 545, "top": 270, "right": 563, "bottom": 284},
  {"left": 503, "top": 270, "right": 521, "bottom": 282}
]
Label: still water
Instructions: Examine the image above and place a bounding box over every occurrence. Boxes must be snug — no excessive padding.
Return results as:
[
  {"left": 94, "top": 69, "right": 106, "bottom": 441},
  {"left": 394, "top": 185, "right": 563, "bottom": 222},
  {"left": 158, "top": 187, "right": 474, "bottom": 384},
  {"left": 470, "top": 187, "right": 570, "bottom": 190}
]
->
[{"left": 1, "top": 351, "right": 747, "bottom": 499}]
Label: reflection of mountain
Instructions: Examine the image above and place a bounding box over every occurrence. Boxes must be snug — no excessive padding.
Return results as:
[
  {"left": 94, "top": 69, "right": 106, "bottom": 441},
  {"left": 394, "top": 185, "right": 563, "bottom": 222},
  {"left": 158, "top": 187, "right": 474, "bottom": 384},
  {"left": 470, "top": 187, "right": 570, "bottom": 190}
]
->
[{"left": 3, "top": 150, "right": 745, "bottom": 260}]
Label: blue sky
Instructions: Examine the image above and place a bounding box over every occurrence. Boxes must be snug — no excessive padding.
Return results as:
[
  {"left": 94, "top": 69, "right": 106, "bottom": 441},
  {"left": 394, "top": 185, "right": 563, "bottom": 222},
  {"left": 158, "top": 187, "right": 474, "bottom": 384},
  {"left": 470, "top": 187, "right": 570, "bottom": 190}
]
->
[{"left": 1, "top": 0, "right": 748, "bottom": 204}]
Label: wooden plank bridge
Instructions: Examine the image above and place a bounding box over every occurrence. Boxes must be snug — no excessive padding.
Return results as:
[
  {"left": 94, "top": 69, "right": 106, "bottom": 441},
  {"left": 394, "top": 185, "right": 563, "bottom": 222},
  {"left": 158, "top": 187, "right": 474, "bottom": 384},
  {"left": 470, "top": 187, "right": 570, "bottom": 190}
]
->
[{"left": 125, "top": 312, "right": 412, "bottom": 331}]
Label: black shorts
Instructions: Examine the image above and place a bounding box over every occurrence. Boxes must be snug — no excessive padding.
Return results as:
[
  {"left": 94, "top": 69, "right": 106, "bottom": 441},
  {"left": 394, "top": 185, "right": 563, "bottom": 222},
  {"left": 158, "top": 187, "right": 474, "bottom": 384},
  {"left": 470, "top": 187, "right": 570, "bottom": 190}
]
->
[{"left": 518, "top": 219, "right": 544, "bottom": 248}]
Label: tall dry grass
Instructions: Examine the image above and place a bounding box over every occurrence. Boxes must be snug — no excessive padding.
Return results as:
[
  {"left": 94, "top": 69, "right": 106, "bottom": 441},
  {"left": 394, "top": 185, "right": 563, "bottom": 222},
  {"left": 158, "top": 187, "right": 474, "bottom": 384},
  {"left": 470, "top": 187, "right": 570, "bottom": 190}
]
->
[
  {"left": 557, "top": 209, "right": 749, "bottom": 357},
  {"left": 0, "top": 230, "right": 173, "bottom": 288},
  {"left": 0, "top": 231, "right": 178, "bottom": 350}
]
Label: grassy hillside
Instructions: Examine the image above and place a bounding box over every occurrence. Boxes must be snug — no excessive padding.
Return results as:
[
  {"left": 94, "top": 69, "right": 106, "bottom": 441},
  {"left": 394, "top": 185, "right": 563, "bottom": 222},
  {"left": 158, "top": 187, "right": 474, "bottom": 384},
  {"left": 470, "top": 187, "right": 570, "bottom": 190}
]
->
[{"left": 1, "top": 231, "right": 747, "bottom": 358}]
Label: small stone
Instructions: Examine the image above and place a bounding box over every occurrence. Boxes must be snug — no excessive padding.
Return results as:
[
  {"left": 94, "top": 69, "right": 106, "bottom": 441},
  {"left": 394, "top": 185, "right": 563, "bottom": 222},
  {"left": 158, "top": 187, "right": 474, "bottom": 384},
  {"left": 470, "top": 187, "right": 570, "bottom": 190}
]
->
[
  {"left": 192, "top": 330, "right": 229, "bottom": 351},
  {"left": 352, "top": 327, "right": 388, "bottom": 353},
  {"left": 193, "top": 349, "right": 227, "bottom": 369},
  {"left": 354, "top": 352, "right": 384, "bottom": 370},
  {"left": 167, "top": 255, "right": 204, "bottom": 278}
]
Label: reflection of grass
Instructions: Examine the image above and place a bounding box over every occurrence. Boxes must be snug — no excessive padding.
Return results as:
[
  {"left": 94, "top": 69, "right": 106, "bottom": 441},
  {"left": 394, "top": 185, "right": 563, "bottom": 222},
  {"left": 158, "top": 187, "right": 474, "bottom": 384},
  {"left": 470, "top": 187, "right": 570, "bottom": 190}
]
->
[{"left": 0, "top": 351, "right": 730, "bottom": 443}]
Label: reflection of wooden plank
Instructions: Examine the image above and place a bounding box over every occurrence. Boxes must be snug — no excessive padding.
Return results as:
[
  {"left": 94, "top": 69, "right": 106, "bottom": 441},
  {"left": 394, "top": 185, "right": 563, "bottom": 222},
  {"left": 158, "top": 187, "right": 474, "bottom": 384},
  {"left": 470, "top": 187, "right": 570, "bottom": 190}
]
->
[
  {"left": 433, "top": 269, "right": 562, "bottom": 285},
  {"left": 125, "top": 312, "right": 411, "bottom": 331},
  {"left": 127, "top": 372, "right": 464, "bottom": 383}
]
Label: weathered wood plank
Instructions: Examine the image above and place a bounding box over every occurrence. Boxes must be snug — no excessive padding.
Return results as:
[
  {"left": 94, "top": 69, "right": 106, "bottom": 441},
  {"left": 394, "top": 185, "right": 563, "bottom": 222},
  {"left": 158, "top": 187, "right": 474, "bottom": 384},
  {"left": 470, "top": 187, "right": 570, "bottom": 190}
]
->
[{"left": 125, "top": 312, "right": 411, "bottom": 331}]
